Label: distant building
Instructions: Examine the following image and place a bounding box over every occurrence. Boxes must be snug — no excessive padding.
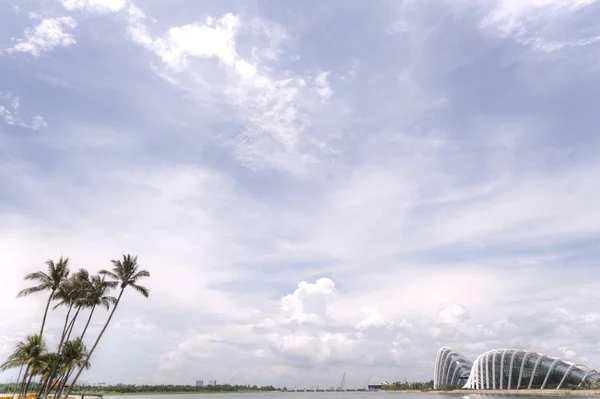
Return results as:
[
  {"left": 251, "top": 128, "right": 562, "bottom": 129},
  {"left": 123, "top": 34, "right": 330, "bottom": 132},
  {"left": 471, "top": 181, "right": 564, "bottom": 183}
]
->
[
  {"left": 208, "top": 380, "right": 217, "bottom": 386},
  {"left": 196, "top": 380, "right": 204, "bottom": 387}
]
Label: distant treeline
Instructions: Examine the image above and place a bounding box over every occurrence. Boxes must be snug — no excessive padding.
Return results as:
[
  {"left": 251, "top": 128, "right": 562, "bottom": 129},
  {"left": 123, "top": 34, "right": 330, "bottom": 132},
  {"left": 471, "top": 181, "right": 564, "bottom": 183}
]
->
[
  {"left": 0, "top": 383, "right": 278, "bottom": 394},
  {"left": 382, "top": 381, "right": 434, "bottom": 391}
]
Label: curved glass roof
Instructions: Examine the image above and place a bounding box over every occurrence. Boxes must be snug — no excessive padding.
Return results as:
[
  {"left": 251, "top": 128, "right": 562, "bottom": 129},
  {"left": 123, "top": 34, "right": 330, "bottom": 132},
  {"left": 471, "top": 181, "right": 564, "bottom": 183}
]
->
[{"left": 434, "top": 347, "right": 599, "bottom": 390}]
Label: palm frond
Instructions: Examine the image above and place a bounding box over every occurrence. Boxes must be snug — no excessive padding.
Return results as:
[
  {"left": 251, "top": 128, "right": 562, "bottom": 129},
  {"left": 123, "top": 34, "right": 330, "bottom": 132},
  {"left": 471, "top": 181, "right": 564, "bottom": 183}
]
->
[
  {"left": 16, "top": 285, "right": 50, "bottom": 298},
  {"left": 99, "top": 269, "right": 119, "bottom": 280},
  {"left": 24, "top": 271, "right": 51, "bottom": 282},
  {"left": 100, "top": 296, "right": 118, "bottom": 310},
  {"left": 130, "top": 283, "right": 150, "bottom": 298},
  {"left": 132, "top": 270, "right": 151, "bottom": 280},
  {"left": 0, "top": 358, "right": 22, "bottom": 371}
]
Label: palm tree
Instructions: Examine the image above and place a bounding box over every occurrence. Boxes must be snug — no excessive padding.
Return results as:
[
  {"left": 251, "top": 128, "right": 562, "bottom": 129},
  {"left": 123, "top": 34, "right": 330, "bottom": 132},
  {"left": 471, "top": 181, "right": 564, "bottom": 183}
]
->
[
  {"left": 80, "top": 275, "right": 117, "bottom": 342},
  {"left": 17, "top": 257, "right": 70, "bottom": 339},
  {"left": 35, "top": 353, "right": 58, "bottom": 398},
  {"left": 54, "top": 338, "right": 90, "bottom": 399},
  {"left": 41, "top": 270, "right": 91, "bottom": 398},
  {"left": 1, "top": 334, "right": 46, "bottom": 399},
  {"left": 61, "top": 270, "right": 92, "bottom": 342},
  {"left": 63, "top": 254, "right": 150, "bottom": 399}
]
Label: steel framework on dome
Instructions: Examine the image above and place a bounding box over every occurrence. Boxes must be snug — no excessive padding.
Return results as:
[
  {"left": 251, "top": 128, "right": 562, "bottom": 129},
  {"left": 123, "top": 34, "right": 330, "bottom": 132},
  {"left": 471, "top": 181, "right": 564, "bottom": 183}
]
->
[
  {"left": 434, "top": 347, "right": 473, "bottom": 389},
  {"left": 434, "top": 347, "right": 600, "bottom": 390}
]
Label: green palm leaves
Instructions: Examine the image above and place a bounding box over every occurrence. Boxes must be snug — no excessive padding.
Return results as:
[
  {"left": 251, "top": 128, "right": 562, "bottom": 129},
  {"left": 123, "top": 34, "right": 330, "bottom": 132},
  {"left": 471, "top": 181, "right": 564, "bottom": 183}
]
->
[
  {"left": 64, "top": 255, "right": 150, "bottom": 399},
  {"left": 17, "top": 257, "right": 70, "bottom": 338},
  {"left": 1, "top": 334, "right": 46, "bottom": 399},
  {"left": 3, "top": 254, "right": 150, "bottom": 399}
]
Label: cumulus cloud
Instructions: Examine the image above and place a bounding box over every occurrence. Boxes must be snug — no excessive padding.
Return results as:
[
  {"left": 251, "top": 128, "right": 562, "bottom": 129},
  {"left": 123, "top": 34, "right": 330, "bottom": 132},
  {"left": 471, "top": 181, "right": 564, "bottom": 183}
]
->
[
  {"left": 435, "top": 303, "right": 470, "bottom": 327},
  {"left": 151, "top": 13, "right": 241, "bottom": 71},
  {"left": 281, "top": 278, "right": 336, "bottom": 324}
]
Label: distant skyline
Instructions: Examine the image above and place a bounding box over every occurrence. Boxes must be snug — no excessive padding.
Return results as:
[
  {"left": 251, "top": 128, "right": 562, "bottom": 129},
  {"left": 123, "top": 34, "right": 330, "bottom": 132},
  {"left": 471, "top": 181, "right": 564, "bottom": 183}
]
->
[{"left": 2, "top": 0, "right": 600, "bottom": 389}]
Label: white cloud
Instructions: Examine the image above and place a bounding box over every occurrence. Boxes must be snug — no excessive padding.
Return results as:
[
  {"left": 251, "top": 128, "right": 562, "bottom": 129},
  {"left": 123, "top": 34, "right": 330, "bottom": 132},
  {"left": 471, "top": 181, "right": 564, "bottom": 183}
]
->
[
  {"left": 125, "top": 11, "right": 339, "bottom": 174},
  {"left": 30, "top": 115, "right": 48, "bottom": 130},
  {"left": 474, "top": 0, "right": 600, "bottom": 51},
  {"left": 9, "top": 17, "right": 77, "bottom": 57},
  {"left": 281, "top": 278, "right": 336, "bottom": 324},
  {"left": 151, "top": 14, "right": 241, "bottom": 71},
  {"left": 0, "top": 92, "right": 47, "bottom": 129},
  {"left": 60, "top": 0, "right": 127, "bottom": 14},
  {"left": 314, "top": 71, "right": 333, "bottom": 102},
  {"left": 435, "top": 303, "right": 470, "bottom": 326}
]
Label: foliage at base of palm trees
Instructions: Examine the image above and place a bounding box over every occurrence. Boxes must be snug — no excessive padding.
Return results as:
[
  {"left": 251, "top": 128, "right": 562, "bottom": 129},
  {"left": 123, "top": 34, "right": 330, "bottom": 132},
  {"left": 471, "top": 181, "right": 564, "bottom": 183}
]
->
[
  {"left": 1, "top": 334, "right": 46, "bottom": 399},
  {"left": 54, "top": 338, "right": 90, "bottom": 399}
]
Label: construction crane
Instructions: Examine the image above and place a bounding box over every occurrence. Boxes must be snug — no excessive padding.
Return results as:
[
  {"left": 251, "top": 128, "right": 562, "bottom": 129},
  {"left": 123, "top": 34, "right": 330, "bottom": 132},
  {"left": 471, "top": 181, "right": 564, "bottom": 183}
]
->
[{"left": 338, "top": 373, "right": 346, "bottom": 390}]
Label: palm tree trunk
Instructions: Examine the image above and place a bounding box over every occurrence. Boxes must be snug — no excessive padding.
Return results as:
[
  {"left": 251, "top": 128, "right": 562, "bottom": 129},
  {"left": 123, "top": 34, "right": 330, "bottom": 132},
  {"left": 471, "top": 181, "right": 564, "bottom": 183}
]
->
[
  {"left": 52, "top": 372, "right": 66, "bottom": 399},
  {"left": 36, "top": 374, "right": 49, "bottom": 398},
  {"left": 39, "top": 290, "right": 55, "bottom": 338},
  {"left": 23, "top": 372, "right": 34, "bottom": 398},
  {"left": 64, "top": 287, "right": 125, "bottom": 399},
  {"left": 59, "top": 305, "right": 74, "bottom": 346},
  {"left": 12, "top": 364, "right": 24, "bottom": 398},
  {"left": 64, "top": 307, "right": 81, "bottom": 343},
  {"left": 41, "top": 305, "right": 74, "bottom": 398},
  {"left": 56, "top": 368, "right": 73, "bottom": 399},
  {"left": 79, "top": 306, "right": 96, "bottom": 342},
  {"left": 19, "top": 365, "right": 30, "bottom": 399},
  {"left": 53, "top": 374, "right": 64, "bottom": 399}
]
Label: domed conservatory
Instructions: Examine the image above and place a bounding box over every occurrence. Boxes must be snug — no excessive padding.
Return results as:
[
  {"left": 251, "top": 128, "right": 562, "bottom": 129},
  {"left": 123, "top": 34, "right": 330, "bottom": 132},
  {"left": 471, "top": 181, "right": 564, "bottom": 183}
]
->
[{"left": 434, "top": 347, "right": 600, "bottom": 390}]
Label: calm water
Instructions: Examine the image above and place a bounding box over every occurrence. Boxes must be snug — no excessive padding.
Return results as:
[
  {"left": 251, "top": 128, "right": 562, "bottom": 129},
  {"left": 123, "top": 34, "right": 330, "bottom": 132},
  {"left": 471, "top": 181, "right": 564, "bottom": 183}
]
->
[{"left": 103, "top": 393, "right": 600, "bottom": 399}]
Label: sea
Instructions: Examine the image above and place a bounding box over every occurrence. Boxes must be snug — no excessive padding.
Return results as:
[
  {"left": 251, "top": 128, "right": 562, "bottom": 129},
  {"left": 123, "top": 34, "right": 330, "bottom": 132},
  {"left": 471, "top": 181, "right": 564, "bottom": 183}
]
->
[{"left": 103, "top": 393, "right": 600, "bottom": 399}]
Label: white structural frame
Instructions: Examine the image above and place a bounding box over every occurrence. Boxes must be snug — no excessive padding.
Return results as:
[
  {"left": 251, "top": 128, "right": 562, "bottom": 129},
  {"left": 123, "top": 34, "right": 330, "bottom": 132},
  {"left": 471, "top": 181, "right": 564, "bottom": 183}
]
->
[
  {"left": 460, "top": 349, "right": 600, "bottom": 390},
  {"left": 433, "top": 347, "right": 474, "bottom": 389}
]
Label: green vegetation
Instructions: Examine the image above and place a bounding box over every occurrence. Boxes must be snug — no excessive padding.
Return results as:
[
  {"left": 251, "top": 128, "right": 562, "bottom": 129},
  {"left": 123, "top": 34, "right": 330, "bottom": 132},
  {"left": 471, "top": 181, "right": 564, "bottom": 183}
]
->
[
  {"left": 0, "top": 383, "right": 277, "bottom": 395},
  {"left": 83, "top": 384, "right": 277, "bottom": 394},
  {"left": 1, "top": 255, "right": 150, "bottom": 399},
  {"left": 381, "top": 380, "right": 435, "bottom": 391}
]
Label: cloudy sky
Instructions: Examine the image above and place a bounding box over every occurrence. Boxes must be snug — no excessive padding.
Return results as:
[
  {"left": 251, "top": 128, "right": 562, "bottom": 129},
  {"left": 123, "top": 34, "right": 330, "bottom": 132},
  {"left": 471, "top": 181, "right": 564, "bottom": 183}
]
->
[{"left": 2, "top": 0, "right": 600, "bottom": 389}]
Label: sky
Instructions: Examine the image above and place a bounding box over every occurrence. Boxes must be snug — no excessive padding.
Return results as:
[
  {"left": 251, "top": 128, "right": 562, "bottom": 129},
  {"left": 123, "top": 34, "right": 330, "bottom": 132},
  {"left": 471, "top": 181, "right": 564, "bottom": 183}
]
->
[{"left": 1, "top": 0, "right": 600, "bottom": 389}]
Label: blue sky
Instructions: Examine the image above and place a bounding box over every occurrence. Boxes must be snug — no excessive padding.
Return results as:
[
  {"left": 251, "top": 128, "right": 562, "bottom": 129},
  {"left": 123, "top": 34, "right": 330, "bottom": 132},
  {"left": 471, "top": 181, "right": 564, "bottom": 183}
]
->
[{"left": 2, "top": 0, "right": 600, "bottom": 388}]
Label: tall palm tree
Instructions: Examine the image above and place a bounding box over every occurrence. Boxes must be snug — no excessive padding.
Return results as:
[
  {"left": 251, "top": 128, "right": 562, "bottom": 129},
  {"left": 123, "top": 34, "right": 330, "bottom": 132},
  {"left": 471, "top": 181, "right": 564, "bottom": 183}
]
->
[
  {"left": 41, "top": 270, "right": 91, "bottom": 398},
  {"left": 80, "top": 275, "right": 117, "bottom": 341},
  {"left": 1, "top": 334, "right": 46, "bottom": 399},
  {"left": 63, "top": 254, "right": 150, "bottom": 399},
  {"left": 61, "top": 270, "right": 92, "bottom": 342},
  {"left": 17, "top": 257, "right": 70, "bottom": 339}
]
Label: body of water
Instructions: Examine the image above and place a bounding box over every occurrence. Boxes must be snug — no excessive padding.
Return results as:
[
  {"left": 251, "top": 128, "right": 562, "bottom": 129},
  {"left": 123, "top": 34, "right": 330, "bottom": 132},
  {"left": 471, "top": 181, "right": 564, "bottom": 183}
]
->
[{"left": 104, "top": 393, "right": 600, "bottom": 399}]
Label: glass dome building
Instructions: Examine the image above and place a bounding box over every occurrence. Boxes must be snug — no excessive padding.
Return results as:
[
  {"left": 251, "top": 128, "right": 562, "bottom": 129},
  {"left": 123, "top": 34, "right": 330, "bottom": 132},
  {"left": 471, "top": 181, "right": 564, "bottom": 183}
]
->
[
  {"left": 434, "top": 347, "right": 474, "bottom": 389},
  {"left": 434, "top": 347, "right": 600, "bottom": 390}
]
